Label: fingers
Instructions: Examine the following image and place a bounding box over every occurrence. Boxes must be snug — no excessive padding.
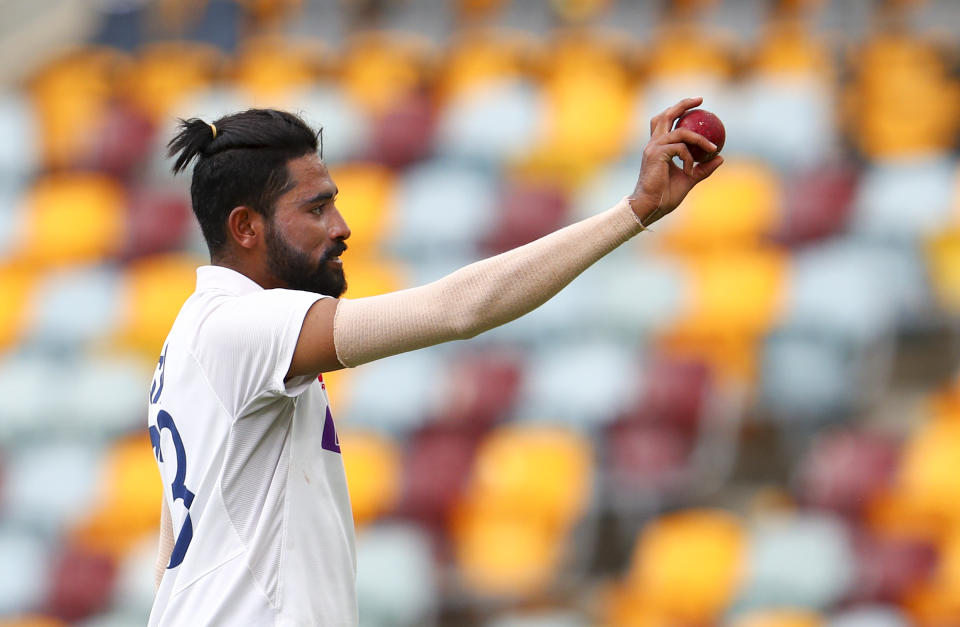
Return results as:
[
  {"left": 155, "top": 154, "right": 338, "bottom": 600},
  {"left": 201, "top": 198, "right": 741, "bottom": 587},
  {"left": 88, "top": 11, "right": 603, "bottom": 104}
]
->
[
  {"left": 692, "top": 155, "right": 724, "bottom": 181},
  {"left": 664, "top": 128, "right": 718, "bottom": 158},
  {"left": 649, "top": 97, "right": 703, "bottom": 137},
  {"left": 645, "top": 140, "right": 696, "bottom": 176}
]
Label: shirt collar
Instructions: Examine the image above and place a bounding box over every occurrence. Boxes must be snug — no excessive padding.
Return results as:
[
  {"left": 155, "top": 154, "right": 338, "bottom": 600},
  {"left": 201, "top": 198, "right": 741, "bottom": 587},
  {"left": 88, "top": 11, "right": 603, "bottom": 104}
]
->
[{"left": 196, "top": 265, "right": 264, "bottom": 295}]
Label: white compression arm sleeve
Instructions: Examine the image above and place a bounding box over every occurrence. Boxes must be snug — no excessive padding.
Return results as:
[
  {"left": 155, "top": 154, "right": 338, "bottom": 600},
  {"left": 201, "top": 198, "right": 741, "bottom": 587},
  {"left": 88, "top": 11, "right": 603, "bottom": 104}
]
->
[{"left": 332, "top": 197, "right": 645, "bottom": 368}]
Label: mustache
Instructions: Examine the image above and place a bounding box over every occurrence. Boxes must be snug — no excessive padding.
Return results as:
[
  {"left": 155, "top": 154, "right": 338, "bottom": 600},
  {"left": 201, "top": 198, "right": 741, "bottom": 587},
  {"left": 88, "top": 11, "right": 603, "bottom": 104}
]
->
[{"left": 320, "top": 242, "right": 347, "bottom": 263}]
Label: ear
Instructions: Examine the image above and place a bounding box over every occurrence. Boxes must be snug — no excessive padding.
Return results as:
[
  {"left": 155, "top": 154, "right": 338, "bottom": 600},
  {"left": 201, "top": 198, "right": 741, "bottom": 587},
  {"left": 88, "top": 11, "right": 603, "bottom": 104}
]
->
[{"left": 226, "top": 206, "right": 264, "bottom": 250}]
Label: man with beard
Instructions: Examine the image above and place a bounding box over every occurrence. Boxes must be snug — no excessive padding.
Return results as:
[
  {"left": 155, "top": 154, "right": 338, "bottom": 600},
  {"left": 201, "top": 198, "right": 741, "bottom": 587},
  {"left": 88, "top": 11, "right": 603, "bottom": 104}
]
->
[{"left": 148, "top": 103, "right": 721, "bottom": 626}]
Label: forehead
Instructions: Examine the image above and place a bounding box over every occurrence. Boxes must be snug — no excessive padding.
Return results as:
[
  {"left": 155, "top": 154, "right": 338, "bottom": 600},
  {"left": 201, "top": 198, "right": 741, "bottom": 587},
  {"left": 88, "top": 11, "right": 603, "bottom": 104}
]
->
[{"left": 281, "top": 153, "right": 336, "bottom": 204}]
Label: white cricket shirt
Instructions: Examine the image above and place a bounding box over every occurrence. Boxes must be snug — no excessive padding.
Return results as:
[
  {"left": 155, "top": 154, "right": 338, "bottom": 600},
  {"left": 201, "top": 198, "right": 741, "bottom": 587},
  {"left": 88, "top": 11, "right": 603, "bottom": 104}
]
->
[{"left": 147, "top": 266, "right": 357, "bottom": 626}]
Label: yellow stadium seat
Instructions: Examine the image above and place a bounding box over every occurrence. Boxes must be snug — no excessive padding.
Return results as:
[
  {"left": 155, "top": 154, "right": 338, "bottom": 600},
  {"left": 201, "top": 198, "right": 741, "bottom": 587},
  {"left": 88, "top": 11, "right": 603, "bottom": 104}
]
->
[
  {"left": 646, "top": 22, "right": 737, "bottom": 81},
  {"left": 121, "top": 42, "right": 223, "bottom": 122},
  {"left": 70, "top": 434, "right": 162, "bottom": 559},
  {"left": 115, "top": 253, "right": 204, "bottom": 358},
  {"left": 17, "top": 174, "right": 126, "bottom": 268},
  {"left": 925, "top": 229, "right": 960, "bottom": 313},
  {"left": 327, "top": 162, "right": 396, "bottom": 256},
  {"left": 459, "top": 425, "right": 593, "bottom": 532},
  {"left": 752, "top": 18, "right": 833, "bottom": 78},
  {"left": 340, "top": 429, "right": 401, "bottom": 527},
  {"left": 451, "top": 512, "right": 563, "bottom": 598},
  {"left": 319, "top": 367, "right": 353, "bottom": 418},
  {"left": 340, "top": 32, "right": 433, "bottom": 114},
  {"left": 730, "top": 609, "right": 823, "bottom": 627},
  {"left": 623, "top": 509, "right": 745, "bottom": 624},
  {"left": 232, "top": 36, "right": 326, "bottom": 104},
  {"left": 530, "top": 31, "right": 634, "bottom": 178},
  {"left": 439, "top": 28, "right": 541, "bottom": 101},
  {"left": 28, "top": 47, "right": 130, "bottom": 168},
  {"left": 844, "top": 33, "right": 960, "bottom": 158},
  {"left": 893, "top": 417, "right": 960, "bottom": 532},
  {"left": 0, "top": 265, "right": 35, "bottom": 351},
  {"left": 660, "top": 247, "right": 787, "bottom": 381},
  {"left": 657, "top": 160, "right": 781, "bottom": 251},
  {"left": 341, "top": 254, "right": 408, "bottom": 299}
]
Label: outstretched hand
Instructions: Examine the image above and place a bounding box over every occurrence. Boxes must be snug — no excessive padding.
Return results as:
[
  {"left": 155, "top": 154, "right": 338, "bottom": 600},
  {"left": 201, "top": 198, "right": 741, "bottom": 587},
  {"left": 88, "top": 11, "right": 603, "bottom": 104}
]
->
[{"left": 628, "top": 97, "right": 724, "bottom": 226}]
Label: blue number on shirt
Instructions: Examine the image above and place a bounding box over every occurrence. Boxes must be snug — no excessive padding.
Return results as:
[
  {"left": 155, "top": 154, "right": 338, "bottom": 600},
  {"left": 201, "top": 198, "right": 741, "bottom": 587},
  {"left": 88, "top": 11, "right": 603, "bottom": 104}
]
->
[{"left": 149, "top": 345, "right": 196, "bottom": 569}]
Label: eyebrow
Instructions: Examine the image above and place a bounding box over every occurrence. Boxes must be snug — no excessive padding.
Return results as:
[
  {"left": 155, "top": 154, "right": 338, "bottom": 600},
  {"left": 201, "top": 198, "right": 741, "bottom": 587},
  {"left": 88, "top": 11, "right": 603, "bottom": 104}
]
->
[{"left": 301, "top": 187, "right": 339, "bottom": 206}]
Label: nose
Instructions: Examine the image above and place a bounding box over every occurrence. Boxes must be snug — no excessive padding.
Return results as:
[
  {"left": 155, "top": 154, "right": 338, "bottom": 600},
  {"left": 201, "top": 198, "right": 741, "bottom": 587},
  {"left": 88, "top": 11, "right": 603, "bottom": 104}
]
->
[{"left": 328, "top": 207, "right": 351, "bottom": 241}]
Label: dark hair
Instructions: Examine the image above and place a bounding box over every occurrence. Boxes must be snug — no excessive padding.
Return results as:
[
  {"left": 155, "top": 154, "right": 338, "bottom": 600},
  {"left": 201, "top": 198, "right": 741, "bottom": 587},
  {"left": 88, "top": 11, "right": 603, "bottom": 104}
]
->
[{"left": 167, "top": 109, "right": 321, "bottom": 257}]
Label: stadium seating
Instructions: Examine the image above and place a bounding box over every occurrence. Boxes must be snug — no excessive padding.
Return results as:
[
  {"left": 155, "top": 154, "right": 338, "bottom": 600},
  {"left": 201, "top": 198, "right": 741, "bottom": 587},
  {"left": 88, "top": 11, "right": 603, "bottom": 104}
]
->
[
  {"left": 794, "top": 428, "right": 899, "bottom": 517},
  {"left": 340, "top": 430, "right": 402, "bottom": 527},
  {"left": 17, "top": 174, "right": 126, "bottom": 269},
  {"left": 0, "top": 525, "right": 53, "bottom": 616},
  {"left": 1, "top": 440, "right": 101, "bottom": 535},
  {"left": 3, "top": 1, "right": 960, "bottom": 624},
  {"left": 339, "top": 32, "right": 433, "bottom": 114},
  {"left": 355, "top": 523, "right": 438, "bottom": 627},
  {"left": 327, "top": 162, "right": 397, "bottom": 256},
  {"left": 232, "top": 36, "right": 326, "bottom": 103},
  {"left": 618, "top": 509, "right": 745, "bottom": 625},
  {"left": 736, "top": 513, "right": 855, "bottom": 611},
  {"left": 70, "top": 434, "right": 163, "bottom": 559},
  {"left": 122, "top": 42, "right": 224, "bottom": 123},
  {"left": 44, "top": 545, "right": 117, "bottom": 622},
  {"left": 397, "top": 421, "right": 479, "bottom": 528},
  {"left": 435, "top": 78, "right": 543, "bottom": 165},
  {"left": 26, "top": 266, "right": 121, "bottom": 349},
  {"left": 114, "top": 253, "right": 203, "bottom": 358}
]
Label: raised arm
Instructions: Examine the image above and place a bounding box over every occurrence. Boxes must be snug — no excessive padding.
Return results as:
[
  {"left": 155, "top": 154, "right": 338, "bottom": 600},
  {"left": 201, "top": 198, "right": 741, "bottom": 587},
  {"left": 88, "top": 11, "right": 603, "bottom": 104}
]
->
[{"left": 288, "top": 97, "right": 723, "bottom": 376}]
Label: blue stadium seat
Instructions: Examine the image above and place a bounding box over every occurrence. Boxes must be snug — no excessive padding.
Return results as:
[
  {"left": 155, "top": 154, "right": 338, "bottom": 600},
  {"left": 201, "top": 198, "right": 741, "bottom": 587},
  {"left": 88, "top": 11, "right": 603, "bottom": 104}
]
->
[
  {"left": 64, "top": 355, "right": 155, "bottom": 439},
  {"left": 388, "top": 160, "right": 498, "bottom": 261},
  {"left": 851, "top": 156, "right": 956, "bottom": 241},
  {"left": 571, "top": 157, "right": 642, "bottom": 222},
  {"left": 737, "top": 77, "right": 835, "bottom": 170},
  {"left": 356, "top": 523, "right": 438, "bottom": 627},
  {"left": 1, "top": 440, "right": 101, "bottom": 535},
  {"left": 515, "top": 339, "right": 637, "bottom": 428},
  {"left": 736, "top": 513, "right": 854, "bottom": 611},
  {"left": 828, "top": 606, "right": 910, "bottom": 627},
  {"left": 340, "top": 347, "right": 447, "bottom": 434},
  {"left": 760, "top": 330, "right": 870, "bottom": 421},
  {"left": 294, "top": 85, "right": 373, "bottom": 165},
  {"left": 593, "top": 252, "right": 689, "bottom": 340},
  {"left": 435, "top": 79, "right": 542, "bottom": 164},
  {"left": 781, "top": 241, "right": 912, "bottom": 343},
  {"left": 0, "top": 354, "right": 61, "bottom": 444},
  {"left": 111, "top": 535, "right": 162, "bottom": 619},
  {"left": 27, "top": 266, "right": 121, "bottom": 349},
  {"left": 0, "top": 91, "right": 40, "bottom": 185},
  {"left": 0, "top": 524, "right": 52, "bottom": 615}
]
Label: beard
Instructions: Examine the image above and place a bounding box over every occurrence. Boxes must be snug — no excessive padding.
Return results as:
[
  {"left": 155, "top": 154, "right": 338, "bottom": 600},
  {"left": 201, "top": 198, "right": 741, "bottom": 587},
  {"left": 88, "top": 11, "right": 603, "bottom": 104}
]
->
[{"left": 265, "top": 223, "right": 347, "bottom": 297}]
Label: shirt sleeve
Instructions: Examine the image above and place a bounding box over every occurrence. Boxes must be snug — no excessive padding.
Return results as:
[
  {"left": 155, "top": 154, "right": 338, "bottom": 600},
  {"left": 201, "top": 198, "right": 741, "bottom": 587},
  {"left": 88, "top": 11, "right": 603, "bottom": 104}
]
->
[{"left": 194, "top": 288, "right": 327, "bottom": 417}]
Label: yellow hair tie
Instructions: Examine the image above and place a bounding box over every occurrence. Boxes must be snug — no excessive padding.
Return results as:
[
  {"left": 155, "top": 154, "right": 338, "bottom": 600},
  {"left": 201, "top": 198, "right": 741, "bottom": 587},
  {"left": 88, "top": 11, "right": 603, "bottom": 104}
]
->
[{"left": 209, "top": 122, "right": 217, "bottom": 139}]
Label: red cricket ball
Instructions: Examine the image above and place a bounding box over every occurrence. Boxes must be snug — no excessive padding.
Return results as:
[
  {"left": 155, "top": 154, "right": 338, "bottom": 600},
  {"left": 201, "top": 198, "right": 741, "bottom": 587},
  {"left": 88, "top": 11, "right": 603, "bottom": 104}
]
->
[{"left": 674, "top": 109, "right": 725, "bottom": 163}]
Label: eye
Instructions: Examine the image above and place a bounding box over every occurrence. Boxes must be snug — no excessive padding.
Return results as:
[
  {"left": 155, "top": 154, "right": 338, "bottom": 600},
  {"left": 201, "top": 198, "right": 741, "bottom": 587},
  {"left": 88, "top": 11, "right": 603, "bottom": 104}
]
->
[{"left": 311, "top": 205, "right": 325, "bottom": 215}]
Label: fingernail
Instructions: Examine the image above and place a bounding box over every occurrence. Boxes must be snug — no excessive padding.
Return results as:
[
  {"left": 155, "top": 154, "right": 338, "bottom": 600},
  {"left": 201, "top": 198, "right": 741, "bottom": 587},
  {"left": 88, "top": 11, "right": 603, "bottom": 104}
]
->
[{"left": 708, "top": 142, "right": 717, "bottom": 150}]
